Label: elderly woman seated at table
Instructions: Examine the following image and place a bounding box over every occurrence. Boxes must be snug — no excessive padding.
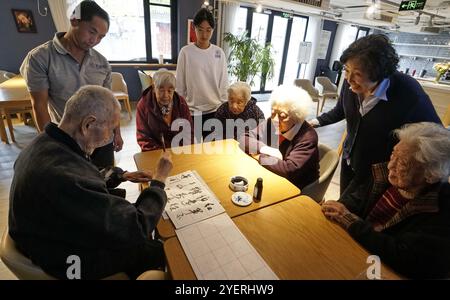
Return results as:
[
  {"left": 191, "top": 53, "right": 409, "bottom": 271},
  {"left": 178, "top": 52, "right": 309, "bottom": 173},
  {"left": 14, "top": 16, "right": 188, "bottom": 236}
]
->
[
  {"left": 322, "top": 122, "right": 450, "bottom": 279},
  {"left": 214, "top": 82, "right": 264, "bottom": 140},
  {"left": 136, "top": 70, "right": 194, "bottom": 151},
  {"left": 239, "top": 85, "right": 319, "bottom": 189}
]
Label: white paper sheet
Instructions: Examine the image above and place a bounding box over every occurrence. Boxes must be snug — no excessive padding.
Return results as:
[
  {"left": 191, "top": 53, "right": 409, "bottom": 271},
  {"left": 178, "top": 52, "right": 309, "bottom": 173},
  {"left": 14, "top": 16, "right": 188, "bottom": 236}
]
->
[
  {"left": 164, "top": 170, "right": 225, "bottom": 229},
  {"left": 176, "top": 213, "right": 279, "bottom": 280}
]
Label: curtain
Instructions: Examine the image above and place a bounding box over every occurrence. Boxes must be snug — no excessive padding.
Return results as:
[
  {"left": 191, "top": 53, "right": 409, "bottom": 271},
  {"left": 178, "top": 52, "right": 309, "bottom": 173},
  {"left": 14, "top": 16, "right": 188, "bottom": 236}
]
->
[
  {"left": 217, "top": 1, "right": 240, "bottom": 58},
  {"left": 48, "top": 0, "right": 80, "bottom": 32}
]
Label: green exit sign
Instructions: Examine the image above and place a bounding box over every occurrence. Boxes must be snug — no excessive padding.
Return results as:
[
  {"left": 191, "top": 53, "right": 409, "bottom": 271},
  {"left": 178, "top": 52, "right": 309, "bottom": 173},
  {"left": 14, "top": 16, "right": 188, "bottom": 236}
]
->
[{"left": 399, "top": 0, "right": 426, "bottom": 11}]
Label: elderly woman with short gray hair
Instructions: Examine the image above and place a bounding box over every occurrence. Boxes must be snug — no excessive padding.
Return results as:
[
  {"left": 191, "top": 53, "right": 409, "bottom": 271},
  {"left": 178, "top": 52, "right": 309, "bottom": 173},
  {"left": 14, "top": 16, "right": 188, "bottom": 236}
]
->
[
  {"left": 239, "top": 85, "right": 319, "bottom": 189},
  {"left": 322, "top": 122, "right": 450, "bottom": 279},
  {"left": 214, "top": 82, "right": 264, "bottom": 139},
  {"left": 136, "top": 69, "right": 194, "bottom": 151}
]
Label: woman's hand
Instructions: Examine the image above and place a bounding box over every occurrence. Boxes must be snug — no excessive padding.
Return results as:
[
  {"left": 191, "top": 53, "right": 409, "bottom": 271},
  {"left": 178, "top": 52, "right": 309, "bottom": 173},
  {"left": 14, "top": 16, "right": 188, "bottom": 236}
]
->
[{"left": 321, "top": 200, "right": 359, "bottom": 229}]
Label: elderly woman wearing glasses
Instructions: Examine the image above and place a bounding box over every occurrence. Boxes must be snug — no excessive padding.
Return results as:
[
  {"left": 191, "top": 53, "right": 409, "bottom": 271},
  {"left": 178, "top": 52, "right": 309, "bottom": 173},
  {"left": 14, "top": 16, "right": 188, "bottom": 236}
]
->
[
  {"left": 322, "top": 122, "right": 450, "bottom": 279},
  {"left": 215, "top": 82, "right": 265, "bottom": 140},
  {"left": 239, "top": 85, "right": 319, "bottom": 189},
  {"left": 136, "top": 70, "right": 194, "bottom": 151}
]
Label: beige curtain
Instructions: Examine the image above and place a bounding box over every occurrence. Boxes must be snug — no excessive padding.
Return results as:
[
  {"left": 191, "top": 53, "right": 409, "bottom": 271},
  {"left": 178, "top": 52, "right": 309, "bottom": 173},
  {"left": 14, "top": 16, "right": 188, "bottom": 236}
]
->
[
  {"left": 48, "top": 0, "right": 80, "bottom": 32},
  {"left": 218, "top": 1, "right": 240, "bottom": 58}
]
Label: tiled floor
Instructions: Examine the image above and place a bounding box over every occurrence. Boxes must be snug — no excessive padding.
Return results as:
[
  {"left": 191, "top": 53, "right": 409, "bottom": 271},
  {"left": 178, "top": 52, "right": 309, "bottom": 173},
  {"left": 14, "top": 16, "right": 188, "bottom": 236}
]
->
[{"left": 0, "top": 99, "right": 345, "bottom": 279}]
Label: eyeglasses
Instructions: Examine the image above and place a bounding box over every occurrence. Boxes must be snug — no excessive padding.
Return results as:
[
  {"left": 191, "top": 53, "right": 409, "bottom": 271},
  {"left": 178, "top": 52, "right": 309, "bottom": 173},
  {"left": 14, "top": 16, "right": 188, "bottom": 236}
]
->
[
  {"left": 196, "top": 26, "right": 213, "bottom": 33},
  {"left": 271, "top": 109, "right": 288, "bottom": 120}
]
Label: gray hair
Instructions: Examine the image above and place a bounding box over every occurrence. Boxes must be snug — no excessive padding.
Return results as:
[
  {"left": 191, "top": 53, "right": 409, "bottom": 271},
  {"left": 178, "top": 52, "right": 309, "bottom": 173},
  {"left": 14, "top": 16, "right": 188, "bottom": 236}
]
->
[
  {"left": 395, "top": 122, "right": 450, "bottom": 182},
  {"left": 153, "top": 69, "right": 176, "bottom": 89},
  {"left": 61, "top": 85, "right": 120, "bottom": 124},
  {"left": 270, "top": 85, "right": 312, "bottom": 123},
  {"left": 228, "top": 82, "right": 251, "bottom": 103}
]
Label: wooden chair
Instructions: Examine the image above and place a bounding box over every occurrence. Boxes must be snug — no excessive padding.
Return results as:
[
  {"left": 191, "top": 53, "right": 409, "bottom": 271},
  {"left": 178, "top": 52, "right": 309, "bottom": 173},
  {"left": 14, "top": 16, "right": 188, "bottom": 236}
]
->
[
  {"left": 294, "top": 79, "right": 321, "bottom": 117},
  {"left": 315, "top": 76, "right": 339, "bottom": 114},
  {"left": 1, "top": 227, "right": 165, "bottom": 280},
  {"left": 138, "top": 70, "right": 153, "bottom": 92},
  {"left": 112, "top": 72, "right": 132, "bottom": 120},
  {"left": 301, "top": 143, "right": 339, "bottom": 202},
  {"left": 443, "top": 104, "right": 450, "bottom": 128}
]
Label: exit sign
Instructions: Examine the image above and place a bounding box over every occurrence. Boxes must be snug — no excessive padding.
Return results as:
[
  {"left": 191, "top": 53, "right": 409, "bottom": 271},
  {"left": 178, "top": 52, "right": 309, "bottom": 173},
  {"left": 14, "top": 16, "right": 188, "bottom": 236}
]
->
[{"left": 399, "top": 0, "right": 426, "bottom": 11}]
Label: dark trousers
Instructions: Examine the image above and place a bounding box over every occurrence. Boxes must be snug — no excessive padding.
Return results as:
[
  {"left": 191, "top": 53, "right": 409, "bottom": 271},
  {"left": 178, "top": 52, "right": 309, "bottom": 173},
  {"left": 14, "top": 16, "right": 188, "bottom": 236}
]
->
[
  {"left": 340, "top": 157, "right": 355, "bottom": 196},
  {"left": 91, "top": 142, "right": 114, "bottom": 169},
  {"left": 193, "top": 112, "right": 217, "bottom": 141}
]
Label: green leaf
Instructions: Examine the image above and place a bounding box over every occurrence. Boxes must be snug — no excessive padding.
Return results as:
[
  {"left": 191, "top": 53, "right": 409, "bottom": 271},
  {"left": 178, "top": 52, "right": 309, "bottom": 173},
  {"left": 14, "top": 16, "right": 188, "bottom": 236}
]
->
[{"left": 223, "top": 31, "right": 275, "bottom": 88}]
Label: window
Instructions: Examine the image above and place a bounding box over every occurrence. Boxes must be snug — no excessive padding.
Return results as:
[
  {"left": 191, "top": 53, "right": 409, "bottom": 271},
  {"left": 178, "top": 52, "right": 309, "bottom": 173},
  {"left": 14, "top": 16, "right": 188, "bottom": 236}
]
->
[
  {"left": 233, "top": 7, "right": 308, "bottom": 94},
  {"left": 250, "top": 12, "right": 269, "bottom": 92},
  {"left": 264, "top": 15, "right": 288, "bottom": 91},
  {"left": 149, "top": 0, "right": 172, "bottom": 60},
  {"left": 93, "top": 0, "right": 176, "bottom": 62},
  {"left": 283, "top": 16, "right": 308, "bottom": 85},
  {"left": 231, "top": 7, "right": 248, "bottom": 36},
  {"left": 94, "top": 0, "right": 146, "bottom": 61}
]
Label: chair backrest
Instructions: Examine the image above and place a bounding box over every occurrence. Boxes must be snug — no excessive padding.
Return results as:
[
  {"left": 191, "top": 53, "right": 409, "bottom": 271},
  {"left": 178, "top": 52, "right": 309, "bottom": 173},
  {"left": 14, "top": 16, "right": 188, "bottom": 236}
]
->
[
  {"left": 0, "top": 228, "right": 56, "bottom": 280},
  {"left": 443, "top": 104, "right": 450, "bottom": 128},
  {"left": 138, "top": 70, "right": 152, "bottom": 92},
  {"left": 0, "top": 71, "right": 17, "bottom": 84},
  {"left": 111, "top": 72, "right": 128, "bottom": 94},
  {"left": 1, "top": 227, "right": 130, "bottom": 280},
  {"left": 294, "top": 79, "right": 320, "bottom": 100},
  {"left": 301, "top": 143, "right": 339, "bottom": 202},
  {"left": 315, "top": 76, "right": 338, "bottom": 94}
]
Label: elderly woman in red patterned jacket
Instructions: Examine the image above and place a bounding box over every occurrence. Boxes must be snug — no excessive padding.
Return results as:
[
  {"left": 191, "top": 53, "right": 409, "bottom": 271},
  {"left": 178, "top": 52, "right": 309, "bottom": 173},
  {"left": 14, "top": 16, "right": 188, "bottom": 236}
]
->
[
  {"left": 322, "top": 122, "right": 450, "bottom": 279},
  {"left": 136, "top": 70, "right": 194, "bottom": 151}
]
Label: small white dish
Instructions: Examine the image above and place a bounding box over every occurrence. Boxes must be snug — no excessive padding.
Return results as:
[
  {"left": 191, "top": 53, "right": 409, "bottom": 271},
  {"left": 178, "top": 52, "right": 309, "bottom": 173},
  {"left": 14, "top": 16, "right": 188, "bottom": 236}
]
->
[{"left": 231, "top": 192, "right": 252, "bottom": 207}]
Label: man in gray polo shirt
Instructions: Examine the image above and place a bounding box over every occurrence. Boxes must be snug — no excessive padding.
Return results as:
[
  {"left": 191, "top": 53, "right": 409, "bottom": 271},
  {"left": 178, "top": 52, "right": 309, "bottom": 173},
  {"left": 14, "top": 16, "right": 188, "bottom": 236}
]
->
[{"left": 20, "top": 0, "right": 122, "bottom": 168}]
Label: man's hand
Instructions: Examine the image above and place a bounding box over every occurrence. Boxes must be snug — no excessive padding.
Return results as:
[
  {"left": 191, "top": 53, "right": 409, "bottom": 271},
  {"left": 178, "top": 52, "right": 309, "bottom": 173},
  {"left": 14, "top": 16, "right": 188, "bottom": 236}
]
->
[
  {"left": 153, "top": 152, "right": 173, "bottom": 183},
  {"left": 321, "top": 200, "right": 359, "bottom": 229},
  {"left": 123, "top": 170, "right": 153, "bottom": 183},
  {"left": 113, "top": 127, "right": 123, "bottom": 152}
]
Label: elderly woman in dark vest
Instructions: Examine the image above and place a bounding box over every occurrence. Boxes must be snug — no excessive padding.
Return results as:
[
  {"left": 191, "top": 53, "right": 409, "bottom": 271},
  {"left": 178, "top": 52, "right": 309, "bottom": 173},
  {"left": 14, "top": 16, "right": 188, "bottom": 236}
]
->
[
  {"left": 322, "top": 122, "right": 450, "bottom": 279},
  {"left": 136, "top": 70, "right": 194, "bottom": 151},
  {"left": 214, "top": 81, "right": 265, "bottom": 140},
  {"left": 310, "top": 34, "right": 441, "bottom": 196}
]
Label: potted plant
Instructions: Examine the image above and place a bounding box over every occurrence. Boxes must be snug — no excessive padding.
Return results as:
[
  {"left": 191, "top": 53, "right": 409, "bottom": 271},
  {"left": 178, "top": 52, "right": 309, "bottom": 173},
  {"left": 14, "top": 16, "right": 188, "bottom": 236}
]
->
[
  {"left": 433, "top": 62, "right": 450, "bottom": 83},
  {"left": 223, "top": 31, "right": 275, "bottom": 87}
]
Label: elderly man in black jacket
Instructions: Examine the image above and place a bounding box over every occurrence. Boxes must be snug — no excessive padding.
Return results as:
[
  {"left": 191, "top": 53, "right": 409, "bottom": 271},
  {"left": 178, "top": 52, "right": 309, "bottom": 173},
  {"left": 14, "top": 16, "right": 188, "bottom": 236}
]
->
[
  {"left": 322, "top": 122, "right": 450, "bottom": 279},
  {"left": 9, "top": 85, "right": 172, "bottom": 279}
]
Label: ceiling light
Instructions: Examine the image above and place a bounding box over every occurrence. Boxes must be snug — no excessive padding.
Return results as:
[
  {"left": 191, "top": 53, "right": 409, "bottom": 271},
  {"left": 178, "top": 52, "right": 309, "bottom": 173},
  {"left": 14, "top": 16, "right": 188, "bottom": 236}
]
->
[
  {"left": 204, "top": 1, "right": 209, "bottom": 6},
  {"left": 256, "top": 4, "right": 262, "bottom": 13}
]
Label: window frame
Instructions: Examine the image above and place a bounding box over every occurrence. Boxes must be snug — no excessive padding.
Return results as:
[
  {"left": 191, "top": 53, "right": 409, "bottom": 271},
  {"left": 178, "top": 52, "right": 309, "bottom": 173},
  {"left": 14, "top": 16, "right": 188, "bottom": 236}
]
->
[
  {"left": 106, "top": 0, "right": 178, "bottom": 63},
  {"left": 238, "top": 6, "right": 309, "bottom": 94}
]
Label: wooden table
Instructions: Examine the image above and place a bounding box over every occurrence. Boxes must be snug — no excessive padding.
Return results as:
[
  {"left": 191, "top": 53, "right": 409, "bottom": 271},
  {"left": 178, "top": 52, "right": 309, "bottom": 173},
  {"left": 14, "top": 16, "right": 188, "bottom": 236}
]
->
[
  {"left": 163, "top": 196, "right": 402, "bottom": 280},
  {"left": 134, "top": 139, "right": 300, "bottom": 239},
  {"left": 0, "top": 76, "right": 33, "bottom": 144}
]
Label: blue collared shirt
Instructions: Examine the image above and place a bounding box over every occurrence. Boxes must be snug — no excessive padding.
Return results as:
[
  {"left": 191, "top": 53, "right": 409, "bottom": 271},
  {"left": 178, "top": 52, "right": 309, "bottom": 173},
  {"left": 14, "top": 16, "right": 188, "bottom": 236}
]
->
[{"left": 358, "top": 78, "right": 390, "bottom": 116}]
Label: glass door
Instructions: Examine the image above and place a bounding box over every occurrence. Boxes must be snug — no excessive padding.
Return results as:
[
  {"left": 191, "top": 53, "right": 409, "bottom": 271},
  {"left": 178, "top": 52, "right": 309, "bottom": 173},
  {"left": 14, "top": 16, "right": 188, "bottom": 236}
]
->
[
  {"left": 250, "top": 12, "right": 269, "bottom": 92},
  {"left": 283, "top": 16, "right": 308, "bottom": 85},
  {"left": 264, "top": 15, "right": 288, "bottom": 91}
]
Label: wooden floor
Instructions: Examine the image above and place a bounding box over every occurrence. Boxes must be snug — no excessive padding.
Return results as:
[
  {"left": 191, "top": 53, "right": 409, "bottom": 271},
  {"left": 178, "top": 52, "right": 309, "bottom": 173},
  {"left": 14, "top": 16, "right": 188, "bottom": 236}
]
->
[{"left": 0, "top": 100, "right": 344, "bottom": 279}]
